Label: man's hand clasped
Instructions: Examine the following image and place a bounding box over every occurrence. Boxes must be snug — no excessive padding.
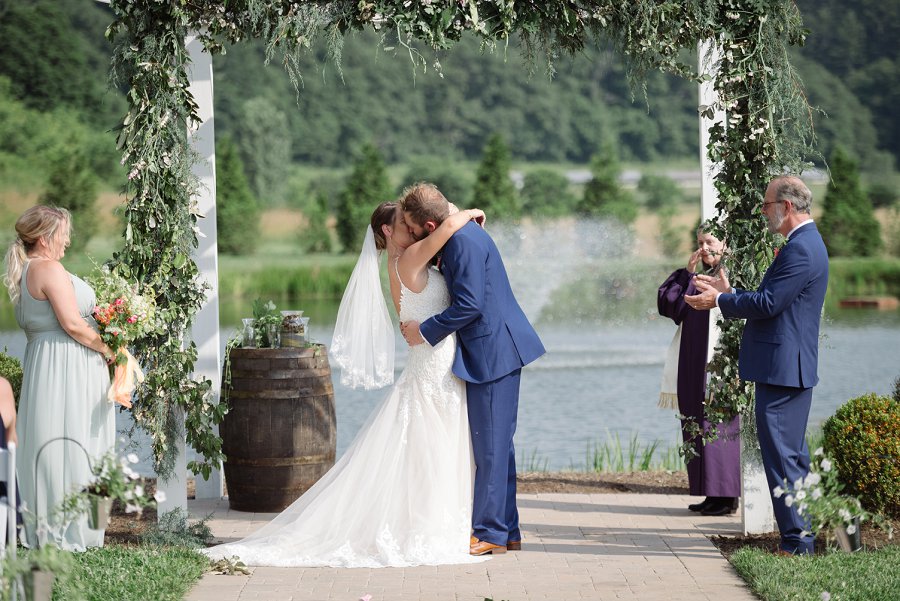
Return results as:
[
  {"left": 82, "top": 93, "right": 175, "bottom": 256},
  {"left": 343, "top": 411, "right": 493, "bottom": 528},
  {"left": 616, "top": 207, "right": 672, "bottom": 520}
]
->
[
  {"left": 684, "top": 270, "right": 731, "bottom": 311},
  {"left": 400, "top": 320, "right": 425, "bottom": 346}
]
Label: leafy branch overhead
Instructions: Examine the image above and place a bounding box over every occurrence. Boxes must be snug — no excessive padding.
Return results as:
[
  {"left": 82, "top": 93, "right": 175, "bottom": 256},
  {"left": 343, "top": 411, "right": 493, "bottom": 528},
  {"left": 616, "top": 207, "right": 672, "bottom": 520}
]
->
[{"left": 104, "top": 0, "right": 815, "bottom": 476}]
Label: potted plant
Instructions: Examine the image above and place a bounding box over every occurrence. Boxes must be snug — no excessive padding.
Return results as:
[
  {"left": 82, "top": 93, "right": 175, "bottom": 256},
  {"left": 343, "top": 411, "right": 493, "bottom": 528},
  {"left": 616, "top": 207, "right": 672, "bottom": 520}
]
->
[
  {"left": 774, "top": 447, "right": 894, "bottom": 551},
  {"left": 252, "top": 298, "right": 282, "bottom": 348},
  {"left": 60, "top": 449, "right": 165, "bottom": 530},
  {"left": 0, "top": 543, "right": 76, "bottom": 601}
]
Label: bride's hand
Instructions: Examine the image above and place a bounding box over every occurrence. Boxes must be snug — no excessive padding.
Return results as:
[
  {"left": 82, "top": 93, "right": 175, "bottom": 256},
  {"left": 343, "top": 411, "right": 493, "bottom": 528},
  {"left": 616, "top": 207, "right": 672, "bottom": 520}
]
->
[
  {"left": 447, "top": 202, "right": 460, "bottom": 215},
  {"left": 467, "top": 209, "right": 486, "bottom": 227},
  {"left": 400, "top": 320, "right": 425, "bottom": 346}
]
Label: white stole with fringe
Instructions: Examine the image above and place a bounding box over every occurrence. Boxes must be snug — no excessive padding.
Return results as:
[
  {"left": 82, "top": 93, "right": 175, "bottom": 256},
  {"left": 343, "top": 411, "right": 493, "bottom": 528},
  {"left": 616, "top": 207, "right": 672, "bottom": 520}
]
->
[{"left": 658, "top": 307, "right": 721, "bottom": 410}]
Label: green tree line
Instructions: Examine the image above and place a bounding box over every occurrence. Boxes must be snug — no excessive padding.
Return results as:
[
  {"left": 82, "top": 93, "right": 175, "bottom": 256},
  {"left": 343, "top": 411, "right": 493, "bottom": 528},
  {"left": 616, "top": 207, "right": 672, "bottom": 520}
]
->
[{"left": 3, "top": 1, "right": 897, "bottom": 197}]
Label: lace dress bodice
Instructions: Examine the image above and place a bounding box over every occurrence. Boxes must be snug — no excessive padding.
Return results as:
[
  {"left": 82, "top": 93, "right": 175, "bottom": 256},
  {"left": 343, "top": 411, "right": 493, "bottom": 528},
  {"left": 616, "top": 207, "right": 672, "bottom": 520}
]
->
[
  {"left": 397, "top": 264, "right": 451, "bottom": 323},
  {"left": 395, "top": 264, "right": 461, "bottom": 418}
]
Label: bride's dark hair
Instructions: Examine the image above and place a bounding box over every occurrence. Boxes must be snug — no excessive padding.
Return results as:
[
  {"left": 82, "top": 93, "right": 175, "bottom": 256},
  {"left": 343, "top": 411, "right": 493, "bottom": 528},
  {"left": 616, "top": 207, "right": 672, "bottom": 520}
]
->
[{"left": 370, "top": 201, "right": 397, "bottom": 251}]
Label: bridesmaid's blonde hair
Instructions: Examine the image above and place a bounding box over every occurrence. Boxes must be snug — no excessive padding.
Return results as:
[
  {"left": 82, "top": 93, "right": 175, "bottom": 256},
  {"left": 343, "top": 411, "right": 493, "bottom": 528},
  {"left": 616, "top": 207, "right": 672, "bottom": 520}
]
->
[{"left": 3, "top": 205, "right": 71, "bottom": 304}]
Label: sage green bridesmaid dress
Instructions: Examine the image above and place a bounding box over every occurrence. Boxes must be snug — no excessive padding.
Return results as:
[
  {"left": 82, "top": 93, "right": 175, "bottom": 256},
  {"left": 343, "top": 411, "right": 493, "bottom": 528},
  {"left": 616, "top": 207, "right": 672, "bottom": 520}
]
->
[{"left": 15, "top": 261, "right": 116, "bottom": 550}]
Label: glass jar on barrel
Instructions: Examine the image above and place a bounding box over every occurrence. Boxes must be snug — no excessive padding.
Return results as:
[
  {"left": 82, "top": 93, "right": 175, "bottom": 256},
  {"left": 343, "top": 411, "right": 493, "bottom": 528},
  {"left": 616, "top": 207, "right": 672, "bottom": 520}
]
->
[{"left": 280, "top": 310, "right": 306, "bottom": 347}]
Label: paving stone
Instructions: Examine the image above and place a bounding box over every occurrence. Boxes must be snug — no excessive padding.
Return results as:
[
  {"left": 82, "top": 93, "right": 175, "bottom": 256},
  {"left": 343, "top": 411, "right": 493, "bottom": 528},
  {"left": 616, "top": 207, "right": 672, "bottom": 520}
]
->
[{"left": 187, "top": 493, "right": 750, "bottom": 601}]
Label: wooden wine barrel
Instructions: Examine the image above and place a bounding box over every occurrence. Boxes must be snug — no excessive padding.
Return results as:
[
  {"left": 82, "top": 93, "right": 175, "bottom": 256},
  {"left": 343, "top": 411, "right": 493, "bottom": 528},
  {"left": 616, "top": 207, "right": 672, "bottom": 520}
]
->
[{"left": 221, "top": 345, "right": 336, "bottom": 512}]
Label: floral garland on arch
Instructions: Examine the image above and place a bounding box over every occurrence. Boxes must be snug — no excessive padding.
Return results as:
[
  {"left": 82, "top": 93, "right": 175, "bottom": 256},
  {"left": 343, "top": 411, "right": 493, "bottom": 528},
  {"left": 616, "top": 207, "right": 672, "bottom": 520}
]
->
[{"left": 104, "top": 0, "right": 815, "bottom": 477}]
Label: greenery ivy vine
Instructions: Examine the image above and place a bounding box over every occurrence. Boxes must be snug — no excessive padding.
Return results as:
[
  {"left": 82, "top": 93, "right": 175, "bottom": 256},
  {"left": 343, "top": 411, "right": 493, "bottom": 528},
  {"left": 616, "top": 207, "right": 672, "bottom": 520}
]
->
[{"left": 104, "top": 0, "right": 815, "bottom": 478}]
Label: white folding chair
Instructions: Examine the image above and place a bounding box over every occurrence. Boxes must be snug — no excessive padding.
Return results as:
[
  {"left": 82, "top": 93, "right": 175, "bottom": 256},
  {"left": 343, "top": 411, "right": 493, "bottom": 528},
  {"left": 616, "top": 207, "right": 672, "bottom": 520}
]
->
[
  {"left": 0, "top": 442, "right": 17, "bottom": 600},
  {"left": 0, "top": 442, "right": 16, "bottom": 557}
]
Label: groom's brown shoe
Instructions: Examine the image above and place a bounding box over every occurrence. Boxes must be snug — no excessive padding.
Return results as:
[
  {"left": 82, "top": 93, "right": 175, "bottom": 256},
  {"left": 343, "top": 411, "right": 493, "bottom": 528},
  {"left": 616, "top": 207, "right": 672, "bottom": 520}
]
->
[
  {"left": 471, "top": 535, "right": 520, "bottom": 551},
  {"left": 470, "top": 538, "right": 507, "bottom": 555}
]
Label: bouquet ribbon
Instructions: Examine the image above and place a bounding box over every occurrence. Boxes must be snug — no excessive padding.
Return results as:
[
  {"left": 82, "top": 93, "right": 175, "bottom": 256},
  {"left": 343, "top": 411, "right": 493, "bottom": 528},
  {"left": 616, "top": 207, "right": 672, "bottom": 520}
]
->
[{"left": 108, "top": 348, "right": 144, "bottom": 409}]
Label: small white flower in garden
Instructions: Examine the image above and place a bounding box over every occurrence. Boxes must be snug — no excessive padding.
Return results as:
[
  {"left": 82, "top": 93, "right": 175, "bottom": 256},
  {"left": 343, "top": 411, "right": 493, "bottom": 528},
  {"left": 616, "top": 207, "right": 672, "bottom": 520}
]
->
[
  {"left": 134, "top": 485, "right": 144, "bottom": 498},
  {"left": 784, "top": 494, "right": 795, "bottom": 507},
  {"left": 795, "top": 490, "right": 807, "bottom": 501},
  {"left": 812, "top": 488, "right": 823, "bottom": 500},
  {"left": 814, "top": 447, "right": 824, "bottom": 456},
  {"left": 798, "top": 503, "right": 807, "bottom": 514},
  {"left": 846, "top": 524, "right": 857, "bottom": 535},
  {"left": 805, "top": 472, "right": 822, "bottom": 486},
  {"left": 821, "top": 592, "right": 831, "bottom": 601},
  {"left": 821, "top": 458, "right": 832, "bottom": 472},
  {"left": 127, "top": 453, "right": 140, "bottom": 464},
  {"left": 154, "top": 490, "right": 167, "bottom": 503},
  {"left": 124, "top": 489, "right": 134, "bottom": 501},
  {"left": 794, "top": 478, "right": 804, "bottom": 490},
  {"left": 773, "top": 485, "right": 785, "bottom": 498},
  {"left": 839, "top": 508, "right": 852, "bottom": 522},
  {"left": 125, "top": 503, "right": 141, "bottom": 514}
]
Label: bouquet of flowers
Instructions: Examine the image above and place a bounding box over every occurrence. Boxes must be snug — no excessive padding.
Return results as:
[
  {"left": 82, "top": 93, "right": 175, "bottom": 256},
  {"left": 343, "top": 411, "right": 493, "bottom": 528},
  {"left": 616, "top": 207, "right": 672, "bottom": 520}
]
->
[{"left": 88, "top": 264, "right": 159, "bottom": 408}]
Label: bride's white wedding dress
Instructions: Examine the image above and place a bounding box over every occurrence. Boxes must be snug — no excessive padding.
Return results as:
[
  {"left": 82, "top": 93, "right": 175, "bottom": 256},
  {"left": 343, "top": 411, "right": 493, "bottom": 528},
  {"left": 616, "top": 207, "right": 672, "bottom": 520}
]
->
[{"left": 203, "top": 267, "right": 484, "bottom": 567}]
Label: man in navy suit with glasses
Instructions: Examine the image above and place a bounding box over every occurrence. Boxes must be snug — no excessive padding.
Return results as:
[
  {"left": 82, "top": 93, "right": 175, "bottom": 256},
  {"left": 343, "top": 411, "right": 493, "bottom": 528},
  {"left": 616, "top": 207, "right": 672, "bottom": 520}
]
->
[{"left": 686, "top": 176, "right": 829, "bottom": 555}]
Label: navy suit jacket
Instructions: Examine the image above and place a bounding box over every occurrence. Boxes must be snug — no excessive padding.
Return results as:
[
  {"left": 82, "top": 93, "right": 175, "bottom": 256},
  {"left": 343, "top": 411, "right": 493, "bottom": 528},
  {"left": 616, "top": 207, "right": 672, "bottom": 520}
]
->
[
  {"left": 419, "top": 221, "right": 545, "bottom": 384},
  {"left": 717, "top": 222, "right": 828, "bottom": 388}
]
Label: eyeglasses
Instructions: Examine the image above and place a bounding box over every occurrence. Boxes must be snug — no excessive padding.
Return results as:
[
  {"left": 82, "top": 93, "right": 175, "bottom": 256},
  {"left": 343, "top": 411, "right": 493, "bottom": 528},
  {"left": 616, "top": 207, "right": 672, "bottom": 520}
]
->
[{"left": 761, "top": 200, "right": 783, "bottom": 209}]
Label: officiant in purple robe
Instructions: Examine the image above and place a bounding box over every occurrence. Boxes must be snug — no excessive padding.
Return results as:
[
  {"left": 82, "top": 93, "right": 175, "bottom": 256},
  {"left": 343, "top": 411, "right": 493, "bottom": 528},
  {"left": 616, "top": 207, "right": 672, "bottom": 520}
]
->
[{"left": 657, "top": 228, "right": 740, "bottom": 516}]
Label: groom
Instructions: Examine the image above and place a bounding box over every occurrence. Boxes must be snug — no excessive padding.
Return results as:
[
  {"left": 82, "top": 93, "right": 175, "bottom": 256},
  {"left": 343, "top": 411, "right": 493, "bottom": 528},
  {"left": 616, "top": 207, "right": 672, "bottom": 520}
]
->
[{"left": 399, "top": 183, "right": 545, "bottom": 556}]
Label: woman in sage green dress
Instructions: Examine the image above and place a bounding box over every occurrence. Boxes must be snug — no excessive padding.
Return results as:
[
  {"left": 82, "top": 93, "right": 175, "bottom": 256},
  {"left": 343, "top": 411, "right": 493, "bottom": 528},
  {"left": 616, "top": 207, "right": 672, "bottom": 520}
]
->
[{"left": 3, "top": 206, "right": 116, "bottom": 550}]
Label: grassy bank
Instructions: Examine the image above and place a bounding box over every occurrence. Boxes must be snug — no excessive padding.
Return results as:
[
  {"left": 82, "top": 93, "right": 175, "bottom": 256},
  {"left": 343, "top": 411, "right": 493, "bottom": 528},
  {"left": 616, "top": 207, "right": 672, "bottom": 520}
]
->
[
  {"left": 826, "top": 257, "right": 900, "bottom": 309},
  {"left": 20, "top": 545, "right": 208, "bottom": 600},
  {"left": 731, "top": 545, "right": 900, "bottom": 601}
]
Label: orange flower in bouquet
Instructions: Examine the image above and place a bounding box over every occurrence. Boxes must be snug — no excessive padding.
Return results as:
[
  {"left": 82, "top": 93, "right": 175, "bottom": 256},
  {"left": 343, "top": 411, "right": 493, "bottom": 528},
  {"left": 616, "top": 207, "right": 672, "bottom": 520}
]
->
[{"left": 88, "top": 265, "right": 158, "bottom": 408}]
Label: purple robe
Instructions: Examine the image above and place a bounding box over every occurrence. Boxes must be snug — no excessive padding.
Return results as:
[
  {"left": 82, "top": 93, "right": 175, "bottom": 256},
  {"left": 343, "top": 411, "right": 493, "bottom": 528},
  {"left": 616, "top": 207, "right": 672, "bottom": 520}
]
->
[{"left": 658, "top": 268, "right": 740, "bottom": 497}]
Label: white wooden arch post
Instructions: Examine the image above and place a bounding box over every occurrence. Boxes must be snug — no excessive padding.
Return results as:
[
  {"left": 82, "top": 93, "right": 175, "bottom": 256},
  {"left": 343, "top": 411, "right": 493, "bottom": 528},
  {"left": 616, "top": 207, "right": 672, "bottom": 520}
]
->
[
  {"left": 698, "top": 41, "right": 775, "bottom": 535},
  {"left": 157, "top": 33, "right": 224, "bottom": 514}
]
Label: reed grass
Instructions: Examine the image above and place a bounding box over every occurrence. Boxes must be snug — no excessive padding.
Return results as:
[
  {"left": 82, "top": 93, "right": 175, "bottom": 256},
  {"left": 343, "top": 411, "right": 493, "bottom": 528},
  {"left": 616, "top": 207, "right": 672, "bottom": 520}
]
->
[
  {"left": 825, "top": 257, "right": 900, "bottom": 312},
  {"left": 583, "top": 431, "right": 682, "bottom": 473},
  {"left": 518, "top": 448, "right": 550, "bottom": 473}
]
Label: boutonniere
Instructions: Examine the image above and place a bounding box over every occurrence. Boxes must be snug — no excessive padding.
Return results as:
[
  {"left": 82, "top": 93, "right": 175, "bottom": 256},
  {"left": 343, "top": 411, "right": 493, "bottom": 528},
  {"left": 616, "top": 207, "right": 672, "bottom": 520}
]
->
[
  {"left": 433, "top": 251, "right": 443, "bottom": 271},
  {"left": 774, "top": 247, "right": 780, "bottom": 258}
]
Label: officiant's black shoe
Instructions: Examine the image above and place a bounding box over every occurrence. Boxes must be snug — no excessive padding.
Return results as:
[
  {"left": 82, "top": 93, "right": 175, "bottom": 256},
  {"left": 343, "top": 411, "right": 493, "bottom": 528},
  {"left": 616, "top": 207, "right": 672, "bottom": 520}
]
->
[
  {"left": 688, "top": 497, "right": 713, "bottom": 512},
  {"left": 701, "top": 497, "right": 738, "bottom": 516}
]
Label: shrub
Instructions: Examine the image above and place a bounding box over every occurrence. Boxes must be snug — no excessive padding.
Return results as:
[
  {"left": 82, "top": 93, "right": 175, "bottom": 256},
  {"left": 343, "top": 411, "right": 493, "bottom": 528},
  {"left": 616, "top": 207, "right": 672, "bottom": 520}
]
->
[
  {"left": 399, "top": 156, "right": 473, "bottom": 207},
  {"left": 0, "top": 348, "right": 22, "bottom": 409},
  {"left": 473, "top": 133, "right": 519, "bottom": 218},
  {"left": 637, "top": 173, "right": 683, "bottom": 211},
  {"left": 823, "top": 393, "right": 900, "bottom": 517},
  {"left": 141, "top": 507, "right": 213, "bottom": 548},
  {"left": 216, "top": 135, "right": 259, "bottom": 255},
  {"left": 336, "top": 143, "right": 391, "bottom": 252},
  {"left": 520, "top": 169, "right": 576, "bottom": 217}
]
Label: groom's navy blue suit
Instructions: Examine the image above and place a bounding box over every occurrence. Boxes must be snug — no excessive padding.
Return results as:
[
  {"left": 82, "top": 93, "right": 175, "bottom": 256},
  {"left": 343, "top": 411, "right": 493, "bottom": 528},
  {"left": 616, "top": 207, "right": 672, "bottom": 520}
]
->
[
  {"left": 717, "top": 221, "right": 828, "bottom": 554},
  {"left": 419, "top": 221, "right": 545, "bottom": 547}
]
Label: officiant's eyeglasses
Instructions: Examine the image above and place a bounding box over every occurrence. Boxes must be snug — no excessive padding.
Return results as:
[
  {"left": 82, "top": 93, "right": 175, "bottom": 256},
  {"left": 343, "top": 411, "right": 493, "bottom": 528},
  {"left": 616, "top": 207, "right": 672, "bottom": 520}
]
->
[{"left": 761, "top": 200, "right": 784, "bottom": 209}]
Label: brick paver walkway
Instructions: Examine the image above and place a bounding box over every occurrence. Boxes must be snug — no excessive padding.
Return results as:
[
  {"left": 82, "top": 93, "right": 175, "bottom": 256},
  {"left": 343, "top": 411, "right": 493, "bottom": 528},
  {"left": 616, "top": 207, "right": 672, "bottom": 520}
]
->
[{"left": 186, "top": 493, "right": 755, "bottom": 601}]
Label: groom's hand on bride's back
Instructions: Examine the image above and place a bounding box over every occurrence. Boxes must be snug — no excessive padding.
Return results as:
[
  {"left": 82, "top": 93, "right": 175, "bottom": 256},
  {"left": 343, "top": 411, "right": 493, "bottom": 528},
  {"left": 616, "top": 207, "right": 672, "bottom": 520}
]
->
[{"left": 400, "top": 320, "right": 425, "bottom": 346}]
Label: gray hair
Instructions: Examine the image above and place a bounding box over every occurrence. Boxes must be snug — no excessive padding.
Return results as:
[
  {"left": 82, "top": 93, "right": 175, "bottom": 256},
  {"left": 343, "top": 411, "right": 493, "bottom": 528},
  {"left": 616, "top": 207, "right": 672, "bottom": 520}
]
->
[{"left": 771, "top": 176, "right": 812, "bottom": 214}]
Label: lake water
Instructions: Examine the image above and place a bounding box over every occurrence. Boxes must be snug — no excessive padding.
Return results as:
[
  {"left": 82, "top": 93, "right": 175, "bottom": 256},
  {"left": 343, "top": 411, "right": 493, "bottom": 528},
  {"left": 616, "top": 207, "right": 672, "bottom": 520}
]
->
[{"left": 2, "top": 305, "right": 897, "bottom": 474}]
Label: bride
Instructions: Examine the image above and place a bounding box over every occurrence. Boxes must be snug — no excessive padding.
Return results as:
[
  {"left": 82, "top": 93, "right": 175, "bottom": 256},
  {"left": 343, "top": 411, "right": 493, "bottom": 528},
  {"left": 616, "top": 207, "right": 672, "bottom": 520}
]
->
[{"left": 203, "top": 200, "right": 487, "bottom": 568}]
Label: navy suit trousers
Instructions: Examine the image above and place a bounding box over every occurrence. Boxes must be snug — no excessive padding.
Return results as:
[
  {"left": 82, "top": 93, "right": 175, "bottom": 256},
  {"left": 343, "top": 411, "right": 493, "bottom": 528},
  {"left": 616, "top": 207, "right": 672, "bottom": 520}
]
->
[
  {"left": 467, "top": 369, "right": 521, "bottom": 546},
  {"left": 755, "top": 382, "right": 815, "bottom": 554}
]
